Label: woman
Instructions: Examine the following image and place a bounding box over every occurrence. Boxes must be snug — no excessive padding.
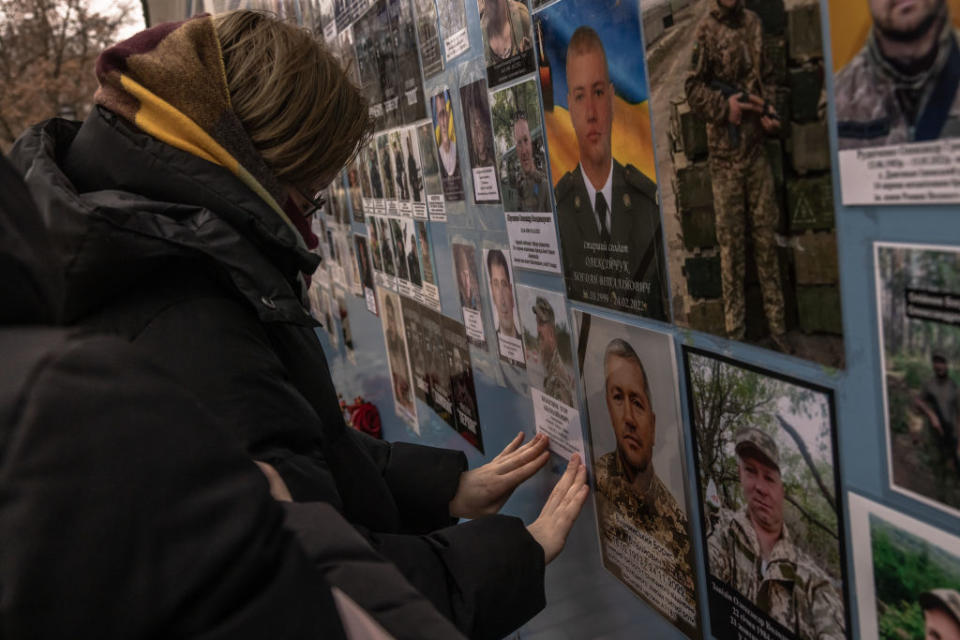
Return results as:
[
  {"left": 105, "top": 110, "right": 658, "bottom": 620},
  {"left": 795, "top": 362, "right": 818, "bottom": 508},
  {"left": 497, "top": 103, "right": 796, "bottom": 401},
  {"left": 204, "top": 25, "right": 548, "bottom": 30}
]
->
[{"left": 9, "top": 10, "right": 587, "bottom": 640}]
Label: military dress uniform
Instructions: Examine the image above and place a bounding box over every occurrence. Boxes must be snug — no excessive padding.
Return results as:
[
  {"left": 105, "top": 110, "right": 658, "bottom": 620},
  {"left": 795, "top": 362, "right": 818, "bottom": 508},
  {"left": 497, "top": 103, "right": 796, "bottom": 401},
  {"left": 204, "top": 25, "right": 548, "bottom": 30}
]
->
[
  {"left": 594, "top": 451, "right": 697, "bottom": 624},
  {"left": 554, "top": 161, "right": 667, "bottom": 320},
  {"left": 835, "top": 18, "right": 960, "bottom": 150},
  {"left": 707, "top": 508, "right": 845, "bottom": 639},
  {"left": 685, "top": 0, "right": 785, "bottom": 341}
]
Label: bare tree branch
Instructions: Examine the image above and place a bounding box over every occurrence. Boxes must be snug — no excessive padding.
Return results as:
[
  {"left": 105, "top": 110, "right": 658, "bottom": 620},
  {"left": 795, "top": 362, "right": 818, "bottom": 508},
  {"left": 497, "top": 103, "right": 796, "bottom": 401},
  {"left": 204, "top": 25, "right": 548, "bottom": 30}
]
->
[
  {"left": 785, "top": 494, "right": 838, "bottom": 540},
  {"left": 776, "top": 414, "right": 836, "bottom": 511}
]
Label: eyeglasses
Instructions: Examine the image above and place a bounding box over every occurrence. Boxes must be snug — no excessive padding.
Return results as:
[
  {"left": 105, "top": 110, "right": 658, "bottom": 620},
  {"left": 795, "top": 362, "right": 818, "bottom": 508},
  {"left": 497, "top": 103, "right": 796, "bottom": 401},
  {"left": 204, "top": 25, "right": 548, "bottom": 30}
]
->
[{"left": 294, "top": 186, "right": 327, "bottom": 219}]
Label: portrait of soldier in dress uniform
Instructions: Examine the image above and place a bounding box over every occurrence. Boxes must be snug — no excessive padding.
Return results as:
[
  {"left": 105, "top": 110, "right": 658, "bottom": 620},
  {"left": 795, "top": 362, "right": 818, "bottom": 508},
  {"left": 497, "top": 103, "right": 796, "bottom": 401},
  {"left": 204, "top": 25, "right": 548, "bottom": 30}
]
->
[
  {"left": 550, "top": 25, "right": 668, "bottom": 320},
  {"left": 577, "top": 314, "right": 699, "bottom": 637},
  {"left": 685, "top": 348, "right": 848, "bottom": 640}
]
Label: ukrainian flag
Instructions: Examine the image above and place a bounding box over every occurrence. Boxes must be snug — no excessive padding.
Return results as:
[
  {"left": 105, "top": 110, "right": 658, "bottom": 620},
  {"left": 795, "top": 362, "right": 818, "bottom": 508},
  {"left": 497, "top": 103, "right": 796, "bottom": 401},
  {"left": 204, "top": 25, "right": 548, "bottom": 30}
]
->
[{"left": 537, "top": 0, "right": 656, "bottom": 186}]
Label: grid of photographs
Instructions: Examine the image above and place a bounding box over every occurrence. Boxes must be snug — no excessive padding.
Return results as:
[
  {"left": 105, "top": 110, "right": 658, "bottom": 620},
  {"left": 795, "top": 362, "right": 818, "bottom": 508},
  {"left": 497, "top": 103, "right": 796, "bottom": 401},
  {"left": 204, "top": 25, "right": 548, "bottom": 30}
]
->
[{"left": 285, "top": 3, "right": 960, "bottom": 639}]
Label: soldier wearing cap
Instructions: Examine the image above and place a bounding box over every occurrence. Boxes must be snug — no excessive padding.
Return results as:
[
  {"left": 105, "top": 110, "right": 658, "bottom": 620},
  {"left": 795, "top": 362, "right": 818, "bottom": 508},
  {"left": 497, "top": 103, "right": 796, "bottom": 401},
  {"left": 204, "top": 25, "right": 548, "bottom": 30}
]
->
[
  {"left": 707, "top": 427, "right": 845, "bottom": 638},
  {"left": 594, "top": 338, "right": 697, "bottom": 629},
  {"left": 921, "top": 588, "right": 960, "bottom": 640},
  {"left": 533, "top": 297, "right": 574, "bottom": 406}
]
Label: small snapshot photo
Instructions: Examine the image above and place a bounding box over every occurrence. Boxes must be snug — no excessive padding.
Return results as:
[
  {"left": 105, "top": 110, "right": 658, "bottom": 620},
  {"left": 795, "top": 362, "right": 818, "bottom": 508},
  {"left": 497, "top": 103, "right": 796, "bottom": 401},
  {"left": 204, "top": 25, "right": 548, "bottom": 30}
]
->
[
  {"left": 451, "top": 241, "right": 486, "bottom": 347},
  {"left": 576, "top": 312, "right": 700, "bottom": 638},
  {"left": 849, "top": 492, "right": 960, "bottom": 640},
  {"left": 517, "top": 287, "right": 583, "bottom": 461},
  {"left": 831, "top": 0, "right": 960, "bottom": 204},
  {"left": 430, "top": 88, "right": 465, "bottom": 202},
  {"left": 460, "top": 78, "right": 502, "bottom": 203},
  {"left": 876, "top": 241, "right": 960, "bottom": 516},
  {"left": 483, "top": 247, "right": 525, "bottom": 366},
  {"left": 478, "top": 0, "right": 535, "bottom": 87},
  {"left": 378, "top": 286, "right": 418, "bottom": 429},
  {"left": 683, "top": 347, "right": 849, "bottom": 640}
]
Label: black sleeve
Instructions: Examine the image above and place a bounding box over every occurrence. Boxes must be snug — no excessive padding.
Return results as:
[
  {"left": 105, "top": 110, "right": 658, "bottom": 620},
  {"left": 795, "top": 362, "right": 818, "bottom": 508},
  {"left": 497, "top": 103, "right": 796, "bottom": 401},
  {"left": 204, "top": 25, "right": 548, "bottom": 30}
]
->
[
  {"left": 367, "top": 515, "right": 547, "bottom": 640},
  {"left": 351, "top": 430, "right": 467, "bottom": 533},
  {"left": 0, "top": 334, "right": 345, "bottom": 640},
  {"left": 283, "top": 502, "right": 468, "bottom": 640}
]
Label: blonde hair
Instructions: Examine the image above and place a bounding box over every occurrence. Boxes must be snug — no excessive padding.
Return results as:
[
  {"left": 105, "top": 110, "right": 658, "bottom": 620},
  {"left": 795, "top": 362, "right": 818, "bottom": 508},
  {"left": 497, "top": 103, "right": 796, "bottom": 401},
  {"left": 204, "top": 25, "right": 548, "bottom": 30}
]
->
[{"left": 214, "top": 10, "right": 373, "bottom": 191}]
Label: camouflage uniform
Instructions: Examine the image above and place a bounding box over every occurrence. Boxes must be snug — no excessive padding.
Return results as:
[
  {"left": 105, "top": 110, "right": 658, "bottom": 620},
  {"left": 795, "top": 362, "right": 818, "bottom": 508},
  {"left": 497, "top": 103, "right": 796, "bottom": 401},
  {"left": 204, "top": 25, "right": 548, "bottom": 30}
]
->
[
  {"left": 542, "top": 347, "right": 574, "bottom": 407},
  {"left": 595, "top": 451, "right": 697, "bottom": 623},
  {"left": 685, "top": 0, "right": 785, "bottom": 340},
  {"left": 707, "top": 507, "right": 845, "bottom": 639},
  {"left": 509, "top": 167, "right": 550, "bottom": 212},
  {"left": 835, "top": 17, "right": 960, "bottom": 150},
  {"left": 482, "top": 0, "right": 531, "bottom": 66}
]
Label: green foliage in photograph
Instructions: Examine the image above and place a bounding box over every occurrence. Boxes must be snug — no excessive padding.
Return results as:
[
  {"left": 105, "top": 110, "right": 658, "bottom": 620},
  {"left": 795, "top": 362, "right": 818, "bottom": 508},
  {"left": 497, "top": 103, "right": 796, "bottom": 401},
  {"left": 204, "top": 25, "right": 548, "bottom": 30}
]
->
[{"left": 870, "top": 515, "right": 960, "bottom": 639}]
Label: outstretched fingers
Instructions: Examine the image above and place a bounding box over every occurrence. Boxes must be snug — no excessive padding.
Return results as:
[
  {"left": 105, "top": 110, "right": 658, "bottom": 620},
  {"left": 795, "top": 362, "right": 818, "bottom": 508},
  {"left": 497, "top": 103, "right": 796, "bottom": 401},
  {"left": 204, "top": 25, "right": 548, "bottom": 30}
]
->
[{"left": 493, "top": 431, "right": 526, "bottom": 461}]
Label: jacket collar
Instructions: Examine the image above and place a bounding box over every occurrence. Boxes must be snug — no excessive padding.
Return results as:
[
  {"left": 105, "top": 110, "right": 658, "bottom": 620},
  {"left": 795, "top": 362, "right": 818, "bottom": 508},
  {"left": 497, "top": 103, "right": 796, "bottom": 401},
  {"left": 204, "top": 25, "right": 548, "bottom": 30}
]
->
[{"left": 10, "top": 108, "right": 319, "bottom": 326}]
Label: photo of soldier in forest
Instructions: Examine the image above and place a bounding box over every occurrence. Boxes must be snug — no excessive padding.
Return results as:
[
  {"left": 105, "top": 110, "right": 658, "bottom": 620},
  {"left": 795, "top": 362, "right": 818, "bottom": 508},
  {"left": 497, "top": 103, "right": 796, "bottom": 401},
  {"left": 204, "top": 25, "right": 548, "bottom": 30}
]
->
[
  {"left": 684, "top": 347, "right": 848, "bottom": 639},
  {"left": 876, "top": 242, "right": 960, "bottom": 516}
]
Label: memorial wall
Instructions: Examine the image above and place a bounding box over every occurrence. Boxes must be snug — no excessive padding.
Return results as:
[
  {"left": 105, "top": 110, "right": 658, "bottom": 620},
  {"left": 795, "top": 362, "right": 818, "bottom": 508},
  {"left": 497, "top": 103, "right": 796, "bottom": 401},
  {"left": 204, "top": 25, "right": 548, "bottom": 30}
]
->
[{"left": 164, "top": 0, "right": 960, "bottom": 637}]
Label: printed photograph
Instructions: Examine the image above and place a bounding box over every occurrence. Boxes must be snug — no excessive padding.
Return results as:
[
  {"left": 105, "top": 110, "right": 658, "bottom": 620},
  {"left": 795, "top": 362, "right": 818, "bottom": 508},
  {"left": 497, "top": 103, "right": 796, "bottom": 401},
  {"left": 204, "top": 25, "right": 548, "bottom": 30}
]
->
[
  {"left": 413, "top": 0, "right": 444, "bottom": 78},
  {"left": 424, "top": 308, "right": 455, "bottom": 426},
  {"left": 460, "top": 78, "right": 502, "bottom": 203},
  {"left": 402, "top": 297, "right": 431, "bottom": 405},
  {"left": 354, "top": 234, "right": 375, "bottom": 291},
  {"left": 536, "top": 0, "right": 668, "bottom": 319},
  {"left": 353, "top": 0, "right": 399, "bottom": 131},
  {"left": 644, "top": 0, "right": 843, "bottom": 366},
  {"left": 849, "top": 492, "right": 960, "bottom": 640},
  {"left": 833, "top": 0, "right": 960, "bottom": 151},
  {"left": 348, "top": 158, "right": 364, "bottom": 221},
  {"left": 378, "top": 286, "right": 418, "bottom": 426},
  {"left": 416, "top": 220, "right": 436, "bottom": 286},
  {"left": 491, "top": 78, "right": 551, "bottom": 213},
  {"left": 484, "top": 248, "right": 525, "bottom": 366},
  {"left": 876, "top": 242, "right": 960, "bottom": 516},
  {"left": 387, "top": 0, "right": 428, "bottom": 125},
  {"left": 478, "top": 0, "right": 535, "bottom": 86},
  {"left": 684, "top": 347, "right": 848, "bottom": 639},
  {"left": 431, "top": 88, "right": 466, "bottom": 201},
  {"left": 377, "top": 133, "right": 399, "bottom": 201},
  {"left": 364, "top": 142, "right": 385, "bottom": 201},
  {"left": 831, "top": 0, "right": 960, "bottom": 204},
  {"left": 402, "top": 126, "right": 425, "bottom": 208},
  {"left": 576, "top": 313, "right": 699, "bottom": 637},
  {"left": 437, "top": 0, "right": 469, "bottom": 61},
  {"left": 519, "top": 287, "right": 574, "bottom": 407},
  {"left": 444, "top": 313, "right": 484, "bottom": 452},
  {"left": 416, "top": 121, "right": 444, "bottom": 204}
]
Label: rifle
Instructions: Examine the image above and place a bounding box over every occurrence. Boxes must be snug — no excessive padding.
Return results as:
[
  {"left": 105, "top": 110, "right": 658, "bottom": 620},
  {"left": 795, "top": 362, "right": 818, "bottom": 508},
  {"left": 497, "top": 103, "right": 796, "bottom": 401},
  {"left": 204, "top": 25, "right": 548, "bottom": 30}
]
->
[{"left": 709, "top": 80, "right": 780, "bottom": 146}]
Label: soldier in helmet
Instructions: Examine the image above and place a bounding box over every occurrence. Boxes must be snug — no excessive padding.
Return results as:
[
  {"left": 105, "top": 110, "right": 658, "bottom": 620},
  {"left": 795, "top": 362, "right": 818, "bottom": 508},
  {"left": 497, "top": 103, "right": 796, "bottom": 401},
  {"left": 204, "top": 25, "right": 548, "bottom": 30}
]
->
[
  {"left": 505, "top": 111, "right": 550, "bottom": 212},
  {"left": 921, "top": 589, "right": 960, "bottom": 640},
  {"left": 685, "top": 0, "right": 788, "bottom": 352},
  {"left": 707, "top": 427, "right": 845, "bottom": 638},
  {"left": 594, "top": 338, "right": 696, "bottom": 628},
  {"left": 554, "top": 26, "right": 667, "bottom": 320},
  {"left": 532, "top": 297, "right": 574, "bottom": 406}
]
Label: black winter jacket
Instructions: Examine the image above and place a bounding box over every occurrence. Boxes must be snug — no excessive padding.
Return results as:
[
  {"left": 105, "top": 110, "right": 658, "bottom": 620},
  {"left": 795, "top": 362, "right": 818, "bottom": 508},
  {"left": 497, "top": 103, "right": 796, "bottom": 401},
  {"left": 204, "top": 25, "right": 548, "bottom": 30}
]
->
[
  {"left": 10, "top": 108, "right": 545, "bottom": 639},
  {"left": 0, "top": 152, "right": 471, "bottom": 639}
]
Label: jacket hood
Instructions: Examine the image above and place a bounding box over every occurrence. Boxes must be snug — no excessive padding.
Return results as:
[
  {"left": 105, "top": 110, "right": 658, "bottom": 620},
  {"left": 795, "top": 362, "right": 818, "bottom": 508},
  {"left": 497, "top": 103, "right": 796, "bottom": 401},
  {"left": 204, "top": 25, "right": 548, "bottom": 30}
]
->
[
  {"left": 9, "top": 108, "right": 320, "bottom": 326},
  {"left": 0, "top": 154, "right": 63, "bottom": 324}
]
